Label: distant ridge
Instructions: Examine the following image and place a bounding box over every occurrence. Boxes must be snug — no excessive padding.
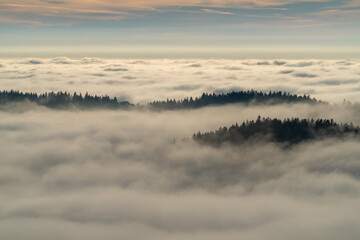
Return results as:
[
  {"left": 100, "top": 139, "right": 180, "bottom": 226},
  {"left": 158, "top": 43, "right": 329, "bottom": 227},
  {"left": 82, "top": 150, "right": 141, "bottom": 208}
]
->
[
  {"left": 148, "top": 90, "right": 322, "bottom": 110},
  {"left": 0, "top": 90, "right": 323, "bottom": 110}
]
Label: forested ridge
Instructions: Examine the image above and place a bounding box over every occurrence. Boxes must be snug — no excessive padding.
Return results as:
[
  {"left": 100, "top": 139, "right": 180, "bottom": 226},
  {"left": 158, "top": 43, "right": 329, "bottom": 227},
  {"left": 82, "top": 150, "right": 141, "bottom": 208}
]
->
[
  {"left": 193, "top": 117, "right": 360, "bottom": 146},
  {"left": 0, "top": 89, "right": 322, "bottom": 110},
  {"left": 148, "top": 90, "right": 321, "bottom": 110},
  {"left": 0, "top": 90, "right": 132, "bottom": 109}
]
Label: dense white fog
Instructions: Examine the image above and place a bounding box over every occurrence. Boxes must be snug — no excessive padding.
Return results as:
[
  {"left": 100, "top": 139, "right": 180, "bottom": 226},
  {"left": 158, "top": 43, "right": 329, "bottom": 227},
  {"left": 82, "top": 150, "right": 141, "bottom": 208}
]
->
[
  {"left": 0, "top": 58, "right": 360, "bottom": 103},
  {"left": 1, "top": 58, "right": 360, "bottom": 239}
]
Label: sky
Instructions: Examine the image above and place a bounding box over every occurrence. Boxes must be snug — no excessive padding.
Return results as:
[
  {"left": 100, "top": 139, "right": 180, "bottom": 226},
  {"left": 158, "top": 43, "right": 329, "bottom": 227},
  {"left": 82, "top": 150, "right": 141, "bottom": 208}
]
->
[{"left": 1, "top": 0, "right": 359, "bottom": 58}]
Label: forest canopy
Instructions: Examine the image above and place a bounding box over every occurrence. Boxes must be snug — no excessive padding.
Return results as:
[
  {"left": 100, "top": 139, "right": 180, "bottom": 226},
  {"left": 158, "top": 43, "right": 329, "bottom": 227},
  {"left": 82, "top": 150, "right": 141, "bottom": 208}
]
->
[
  {"left": 193, "top": 117, "right": 360, "bottom": 146},
  {"left": 0, "top": 90, "right": 132, "bottom": 109},
  {"left": 0, "top": 90, "right": 322, "bottom": 110},
  {"left": 148, "top": 90, "right": 321, "bottom": 110}
]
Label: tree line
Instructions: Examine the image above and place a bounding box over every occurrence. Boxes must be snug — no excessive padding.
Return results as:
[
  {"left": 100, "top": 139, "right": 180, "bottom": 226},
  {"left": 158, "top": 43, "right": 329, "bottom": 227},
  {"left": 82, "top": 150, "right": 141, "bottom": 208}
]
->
[
  {"left": 148, "top": 90, "right": 321, "bottom": 110},
  {"left": 0, "top": 90, "right": 132, "bottom": 109},
  {"left": 0, "top": 90, "right": 323, "bottom": 110},
  {"left": 193, "top": 117, "right": 359, "bottom": 146}
]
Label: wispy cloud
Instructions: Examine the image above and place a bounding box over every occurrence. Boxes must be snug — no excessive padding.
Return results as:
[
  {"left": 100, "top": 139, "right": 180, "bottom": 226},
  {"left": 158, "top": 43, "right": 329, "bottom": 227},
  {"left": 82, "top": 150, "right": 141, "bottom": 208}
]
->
[
  {"left": 201, "top": 8, "right": 233, "bottom": 15},
  {"left": 313, "top": 9, "right": 360, "bottom": 19},
  {"left": 0, "top": 0, "right": 352, "bottom": 25}
]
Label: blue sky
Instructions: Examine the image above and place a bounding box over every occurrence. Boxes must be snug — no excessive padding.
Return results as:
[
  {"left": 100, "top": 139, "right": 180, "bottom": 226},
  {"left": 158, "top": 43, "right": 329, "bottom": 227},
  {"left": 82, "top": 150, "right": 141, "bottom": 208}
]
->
[{"left": 0, "top": 0, "right": 359, "bottom": 58}]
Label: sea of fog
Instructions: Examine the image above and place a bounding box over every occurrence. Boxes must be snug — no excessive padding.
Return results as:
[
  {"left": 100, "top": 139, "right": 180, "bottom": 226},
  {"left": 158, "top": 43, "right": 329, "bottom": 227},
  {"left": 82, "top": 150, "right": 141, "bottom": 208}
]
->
[
  {"left": 1, "top": 58, "right": 360, "bottom": 240},
  {"left": 0, "top": 58, "right": 359, "bottom": 103}
]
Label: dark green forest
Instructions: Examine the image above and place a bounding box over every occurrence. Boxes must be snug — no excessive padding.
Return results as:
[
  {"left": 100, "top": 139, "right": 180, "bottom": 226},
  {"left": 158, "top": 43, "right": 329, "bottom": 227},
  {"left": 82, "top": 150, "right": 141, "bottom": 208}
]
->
[
  {"left": 0, "top": 90, "right": 132, "bottom": 109},
  {"left": 0, "top": 90, "right": 321, "bottom": 110},
  {"left": 193, "top": 117, "right": 360, "bottom": 146},
  {"left": 148, "top": 90, "right": 321, "bottom": 110}
]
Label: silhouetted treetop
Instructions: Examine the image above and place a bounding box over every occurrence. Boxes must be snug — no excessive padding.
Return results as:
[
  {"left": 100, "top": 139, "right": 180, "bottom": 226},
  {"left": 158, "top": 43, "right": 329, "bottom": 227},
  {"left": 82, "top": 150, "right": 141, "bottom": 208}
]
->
[
  {"left": 193, "top": 117, "right": 359, "bottom": 146},
  {"left": 148, "top": 90, "right": 322, "bottom": 110},
  {"left": 0, "top": 89, "right": 324, "bottom": 110},
  {"left": 0, "top": 90, "right": 132, "bottom": 109}
]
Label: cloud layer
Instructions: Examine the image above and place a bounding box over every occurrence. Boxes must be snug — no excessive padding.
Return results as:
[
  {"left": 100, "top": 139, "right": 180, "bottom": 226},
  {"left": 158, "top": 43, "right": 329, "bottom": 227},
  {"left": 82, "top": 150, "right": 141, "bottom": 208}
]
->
[
  {"left": 1, "top": 103, "right": 360, "bottom": 239},
  {"left": 2, "top": 58, "right": 360, "bottom": 239},
  {"left": 0, "top": 58, "right": 360, "bottom": 103}
]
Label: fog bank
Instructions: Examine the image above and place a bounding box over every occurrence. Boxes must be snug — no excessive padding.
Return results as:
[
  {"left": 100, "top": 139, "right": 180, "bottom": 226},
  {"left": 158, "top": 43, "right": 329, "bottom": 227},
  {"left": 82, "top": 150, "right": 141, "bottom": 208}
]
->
[{"left": 1, "top": 103, "right": 360, "bottom": 239}]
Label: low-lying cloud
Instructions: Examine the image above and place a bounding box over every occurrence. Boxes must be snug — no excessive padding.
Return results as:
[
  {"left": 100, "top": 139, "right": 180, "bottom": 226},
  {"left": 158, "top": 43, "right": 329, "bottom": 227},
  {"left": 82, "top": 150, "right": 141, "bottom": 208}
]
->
[
  {"left": 21, "top": 59, "right": 43, "bottom": 65},
  {"left": 1, "top": 58, "right": 359, "bottom": 104},
  {"left": 104, "top": 67, "right": 128, "bottom": 72},
  {"left": 286, "top": 61, "right": 314, "bottom": 67},
  {"left": 2, "top": 58, "right": 360, "bottom": 239},
  {"left": 223, "top": 66, "right": 242, "bottom": 70},
  {"left": 279, "top": 69, "right": 294, "bottom": 74},
  {"left": 188, "top": 63, "right": 202, "bottom": 68},
  {"left": 1, "top": 103, "right": 360, "bottom": 239},
  {"left": 273, "top": 60, "right": 286, "bottom": 66},
  {"left": 315, "top": 79, "right": 359, "bottom": 86},
  {"left": 293, "top": 72, "right": 318, "bottom": 78}
]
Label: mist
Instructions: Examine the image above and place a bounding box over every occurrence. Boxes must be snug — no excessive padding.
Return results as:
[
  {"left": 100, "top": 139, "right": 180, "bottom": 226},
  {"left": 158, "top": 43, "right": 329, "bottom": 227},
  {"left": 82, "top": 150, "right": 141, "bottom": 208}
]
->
[
  {"left": 1, "top": 58, "right": 360, "bottom": 104},
  {"left": 1, "top": 100, "right": 360, "bottom": 239}
]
